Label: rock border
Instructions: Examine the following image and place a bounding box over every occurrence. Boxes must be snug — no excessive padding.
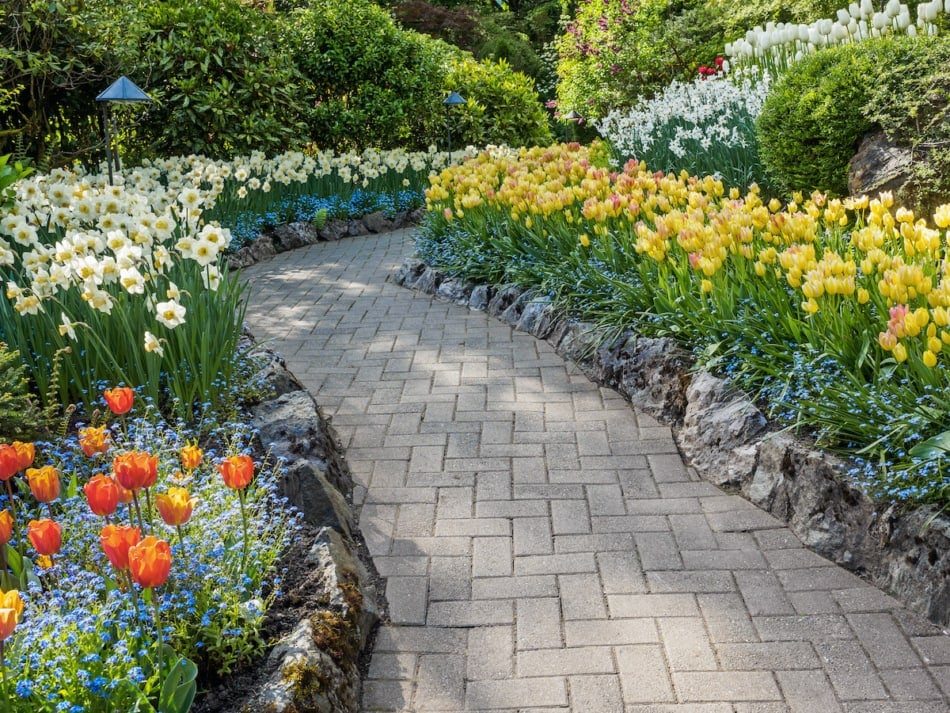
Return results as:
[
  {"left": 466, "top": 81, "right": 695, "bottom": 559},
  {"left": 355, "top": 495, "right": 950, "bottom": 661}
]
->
[
  {"left": 227, "top": 208, "right": 426, "bottom": 270},
  {"left": 231, "top": 344, "right": 382, "bottom": 713},
  {"left": 393, "top": 258, "right": 950, "bottom": 629}
]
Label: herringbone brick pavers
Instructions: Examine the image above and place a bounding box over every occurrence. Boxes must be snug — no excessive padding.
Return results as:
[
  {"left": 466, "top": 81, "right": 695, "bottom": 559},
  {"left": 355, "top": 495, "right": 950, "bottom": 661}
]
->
[{"left": 242, "top": 229, "right": 950, "bottom": 712}]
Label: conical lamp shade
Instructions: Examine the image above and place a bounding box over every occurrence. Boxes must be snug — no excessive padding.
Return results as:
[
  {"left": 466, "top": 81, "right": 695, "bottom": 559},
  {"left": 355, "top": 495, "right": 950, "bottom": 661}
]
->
[{"left": 96, "top": 76, "right": 152, "bottom": 103}]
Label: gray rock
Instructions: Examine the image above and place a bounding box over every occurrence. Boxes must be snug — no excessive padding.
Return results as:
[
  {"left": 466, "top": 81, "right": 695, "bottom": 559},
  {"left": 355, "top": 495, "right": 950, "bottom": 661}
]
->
[
  {"left": 617, "top": 336, "right": 693, "bottom": 425},
  {"left": 408, "top": 207, "right": 426, "bottom": 224},
  {"left": 487, "top": 285, "right": 523, "bottom": 317},
  {"left": 499, "top": 290, "right": 536, "bottom": 326},
  {"left": 436, "top": 277, "right": 474, "bottom": 304},
  {"left": 318, "top": 219, "right": 348, "bottom": 241},
  {"left": 244, "top": 620, "right": 358, "bottom": 713},
  {"left": 272, "top": 222, "right": 321, "bottom": 251},
  {"left": 306, "top": 527, "right": 381, "bottom": 651},
  {"left": 362, "top": 211, "right": 394, "bottom": 234},
  {"left": 883, "top": 508, "right": 950, "bottom": 626},
  {"left": 392, "top": 258, "right": 427, "bottom": 288},
  {"left": 554, "top": 320, "right": 601, "bottom": 368},
  {"left": 252, "top": 348, "right": 305, "bottom": 398},
  {"left": 346, "top": 220, "right": 369, "bottom": 237},
  {"left": 679, "top": 372, "right": 767, "bottom": 487},
  {"left": 516, "top": 296, "right": 558, "bottom": 339},
  {"left": 848, "top": 131, "right": 913, "bottom": 199},
  {"left": 281, "top": 459, "right": 354, "bottom": 536},
  {"left": 413, "top": 267, "right": 443, "bottom": 295},
  {"left": 468, "top": 285, "right": 492, "bottom": 311},
  {"left": 228, "top": 238, "right": 277, "bottom": 269},
  {"left": 746, "top": 434, "right": 873, "bottom": 566}
]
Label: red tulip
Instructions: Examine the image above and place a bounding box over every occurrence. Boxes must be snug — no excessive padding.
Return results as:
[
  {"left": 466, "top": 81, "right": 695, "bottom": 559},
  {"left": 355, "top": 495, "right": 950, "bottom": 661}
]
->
[
  {"left": 103, "top": 387, "right": 134, "bottom": 415},
  {"left": 113, "top": 451, "right": 158, "bottom": 491},
  {"left": 84, "top": 474, "right": 119, "bottom": 517},
  {"left": 128, "top": 536, "right": 172, "bottom": 588},
  {"left": 0, "top": 510, "right": 12, "bottom": 546},
  {"left": 155, "top": 487, "right": 194, "bottom": 527},
  {"left": 26, "top": 465, "right": 60, "bottom": 504},
  {"left": 217, "top": 455, "right": 254, "bottom": 490},
  {"left": 0, "top": 445, "right": 19, "bottom": 481},
  {"left": 100, "top": 524, "right": 141, "bottom": 571},
  {"left": 27, "top": 519, "right": 61, "bottom": 556}
]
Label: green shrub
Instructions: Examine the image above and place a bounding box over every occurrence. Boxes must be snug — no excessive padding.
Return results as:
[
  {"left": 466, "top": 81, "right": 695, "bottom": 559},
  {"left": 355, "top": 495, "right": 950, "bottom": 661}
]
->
[
  {"left": 0, "top": 341, "right": 47, "bottom": 440},
  {"left": 555, "top": 0, "right": 841, "bottom": 120},
  {"left": 126, "top": 0, "right": 307, "bottom": 160},
  {"left": 446, "top": 57, "right": 553, "bottom": 148},
  {"left": 864, "top": 35, "right": 950, "bottom": 215},
  {"left": 756, "top": 38, "right": 920, "bottom": 197}
]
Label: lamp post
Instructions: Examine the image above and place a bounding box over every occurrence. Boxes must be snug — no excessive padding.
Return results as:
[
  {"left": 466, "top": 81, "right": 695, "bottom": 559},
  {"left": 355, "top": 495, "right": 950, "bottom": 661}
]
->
[
  {"left": 442, "top": 91, "right": 466, "bottom": 153},
  {"left": 562, "top": 110, "right": 583, "bottom": 142},
  {"left": 96, "top": 76, "right": 153, "bottom": 185}
]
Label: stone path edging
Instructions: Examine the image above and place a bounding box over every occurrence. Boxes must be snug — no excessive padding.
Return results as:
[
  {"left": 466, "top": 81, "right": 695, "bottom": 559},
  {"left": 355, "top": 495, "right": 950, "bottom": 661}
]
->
[{"left": 393, "top": 258, "right": 950, "bottom": 629}]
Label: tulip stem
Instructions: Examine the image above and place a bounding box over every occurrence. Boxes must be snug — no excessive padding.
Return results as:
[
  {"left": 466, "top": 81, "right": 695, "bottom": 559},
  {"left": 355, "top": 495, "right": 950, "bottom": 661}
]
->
[
  {"left": 0, "top": 640, "right": 8, "bottom": 713},
  {"left": 143, "top": 488, "right": 154, "bottom": 528},
  {"left": 238, "top": 490, "right": 249, "bottom": 572},
  {"left": 131, "top": 492, "right": 146, "bottom": 534},
  {"left": 175, "top": 525, "right": 185, "bottom": 550},
  {"left": 152, "top": 591, "right": 163, "bottom": 680},
  {"left": 3, "top": 482, "right": 22, "bottom": 565}
]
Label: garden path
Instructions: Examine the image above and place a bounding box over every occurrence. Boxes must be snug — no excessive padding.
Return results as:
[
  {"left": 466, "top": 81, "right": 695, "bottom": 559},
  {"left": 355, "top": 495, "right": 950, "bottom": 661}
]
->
[{"left": 241, "top": 228, "right": 950, "bottom": 713}]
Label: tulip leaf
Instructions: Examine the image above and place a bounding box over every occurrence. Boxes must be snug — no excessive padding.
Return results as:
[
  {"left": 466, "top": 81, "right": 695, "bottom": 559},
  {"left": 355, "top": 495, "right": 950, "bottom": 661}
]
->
[
  {"left": 909, "top": 431, "right": 950, "bottom": 460},
  {"left": 159, "top": 651, "right": 198, "bottom": 713}
]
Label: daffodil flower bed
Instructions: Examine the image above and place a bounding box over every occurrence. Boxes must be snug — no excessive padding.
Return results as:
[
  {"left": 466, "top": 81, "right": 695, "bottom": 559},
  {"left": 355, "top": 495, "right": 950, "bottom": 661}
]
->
[
  {"left": 0, "top": 387, "right": 299, "bottom": 712},
  {"left": 419, "top": 142, "right": 950, "bottom": 505},
  {"left": 0, "top": 146, "right": 471, "bottom": 418}
]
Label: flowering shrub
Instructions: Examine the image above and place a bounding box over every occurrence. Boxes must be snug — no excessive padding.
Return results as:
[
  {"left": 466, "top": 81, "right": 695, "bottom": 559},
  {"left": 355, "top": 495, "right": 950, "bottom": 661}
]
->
[
  {"left": 0, "top": 388, "right": 299, "bottom": 711},
  {"left": 595, "top": 69, "right": 772, "bottom": 191},
  {"left": 419, "top": 143, "right": 950, "bottom": 504},
  {"left": 726, "top": 0, "right": 945, "bottom": 74}
]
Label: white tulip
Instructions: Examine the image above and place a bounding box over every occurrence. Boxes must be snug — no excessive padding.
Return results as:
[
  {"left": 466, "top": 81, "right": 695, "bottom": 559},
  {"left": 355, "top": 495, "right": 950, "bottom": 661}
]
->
[{"left": 837, "top": 8, "right": 851, "bottom": 23}]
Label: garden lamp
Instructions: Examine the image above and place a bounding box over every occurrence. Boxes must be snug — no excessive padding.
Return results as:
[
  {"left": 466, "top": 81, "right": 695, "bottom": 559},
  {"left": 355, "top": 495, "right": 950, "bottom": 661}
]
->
[
  {"left": 563, "top": 110, "right": 583, "bottom": 142},
  {"left": 96, "top": 76, "right": 153, "bottom": 185},
  {"left": 443, "top": 91, "right": 466, "bottom": 153}
]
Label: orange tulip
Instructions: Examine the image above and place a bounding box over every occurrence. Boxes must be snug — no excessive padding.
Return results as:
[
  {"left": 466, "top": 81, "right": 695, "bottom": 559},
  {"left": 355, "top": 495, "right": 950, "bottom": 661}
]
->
[
  {"left": 128, "top": 536, "right": 172, "bottom": 588},
  {"left": 112, "top": 451, "right": 158, "bottom": 491},
  {"left": 27, "top": 519, "right": 61, "bottom": 556},
  {"left": 84, "top": 474, "right": 119, "bottom": 517},
  {"left": 0, "top": 589, "right": 23, "bottom": 642},
  {"left": 79, "top": 426, "right": 110, "bottom": 457},
  {"left": 155, "top": 487, "right": 194, "bottom": 527},
  {"left": 0, "top": 445, "right": 18, "bottom": 481},
  {"left": 100, "top": 524, "right": 141, "bottom": 571},
  {"left": 180, "top": 444, "right": 202, "bottom": 470},
  {"left": 116, "top": 481, "right": 134, "bottom": 505},
  {"left": 217, "top": 455, "right": 254, "bottom": 490},
  {"left": 26, "top": 465, "right": 60, "bottom": 503},
  {"left": 103, "top": 387, "right": 134, "bottom": 415},
  {"left": 12, "top": 441, "right": 33, "bottom": 471},
  {"left": 0, "top": 510, "right": 12, "bottom": 546}
]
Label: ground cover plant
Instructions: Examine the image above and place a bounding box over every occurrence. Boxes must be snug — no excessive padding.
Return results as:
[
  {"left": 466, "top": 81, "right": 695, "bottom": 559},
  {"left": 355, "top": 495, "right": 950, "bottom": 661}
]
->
[{"left": 418, "top": 142, "right": 950, "bottom": 506}]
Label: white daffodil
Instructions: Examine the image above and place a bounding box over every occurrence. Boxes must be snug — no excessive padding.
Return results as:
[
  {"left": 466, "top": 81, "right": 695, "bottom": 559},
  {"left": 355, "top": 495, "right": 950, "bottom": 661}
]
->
[
  {"left": 144, "top": 330, "right": 165, "bottom": 356},
  {"left": 58, "top": 312, "right": 78, "bottom": 340},
  {"left": 120, "top": 267, "right": 146, "bottom": 294},
  {"left": 155, "top": 299, "right": 186, "bottom": 328}
]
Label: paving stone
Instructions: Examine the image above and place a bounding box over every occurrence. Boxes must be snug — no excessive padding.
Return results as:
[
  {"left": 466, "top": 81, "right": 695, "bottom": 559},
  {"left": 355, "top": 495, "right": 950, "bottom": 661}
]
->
[
  {"left": 386, "top": 576, "right": 428, "bottom": 625},
  {"left": 569, "top": 674, "right": 624, "bottom": 712},
  {"left": 472, "top": 575, "right": 558, "bottom": 600},
  {"left": 427, "top": 599, "right": 514, "bottom": 627},
  {"left": 428, "top": 555, "right": 471, "bottom": 602},
  {"left": 465, "top": 678, "right": 568, "bottom": 709},
  {"left": 559, "top": 573, "right": 608, "bottom": 619},
  {"left": 776, "top": 669, "right": 842, "bottom": 712},
  {"left": 616, "top": 644, "right": 675, "bottom": 703},
  {"left": 467, "top": 626, "right": 514, "bottom": 680},
  {"left": 564, "top": 618, "right": 658, "bottom": 647},
  {"left": 517, "top": 597, "right": 563, "bottom": 650},
  {"left": 717, "top": 642, "right": 820, "bottom": 670},
  {"left": 414, "top": 654, "right": 465, "bottom": 710},
  {"left": 658, "top": 617, "right": 718, "bottom": 671},
  {"left": 519, "top": 647, "right": 616, "bottom": 676},
  {"left": 673, "top": 671, "right": 782, "bottom": 701}
]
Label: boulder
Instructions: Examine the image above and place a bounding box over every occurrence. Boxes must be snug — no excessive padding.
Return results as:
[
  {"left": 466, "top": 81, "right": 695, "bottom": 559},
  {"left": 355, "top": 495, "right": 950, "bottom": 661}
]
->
[
  {"left": 272, "top": 222, "right": 321, "bottom": 251},
  {"left": 617, "top": 336, "right": 693, "bottom": 425},
  {"left": 848, "top": 131, "right": 913, "bottom": 199},
  {"left": 516, "top": 296, "right": 559, "bottom": 339},
  {"left": 392, "top": 259, "right": 427, "bottom": 289},
  {"left": 499, "top": 290, "right": 536, "bottom": 326},
  {"left": 362, "top": 211, "right": 393, "bottom": 234},
  {"left": 436, "top": 277, "right": 475, "bottom": 304},
  {"left": 346, "top": 220, "right": 369, "bottom": 237},
  {"left": 882, "top": 508, "right": 950, "bottom": 626},
  {"left": 679, "top": 372, "right": 767, "bottom": 487},
  {"left": 281, "top": 459, "right": 354, "bottom": 536},
  {"left": 468, "top": 285, "right": 493, "bottom": 311},
  {"left": 228, "top": 238, "right": 277, "bottom": 269},
  {"left": 487, "top": 285, "right": 523, "bottom": 317},
  {"left": 413, "top": 267, "right": 443, "bottom": 295},
  {"left": 318, "top": 219, "right": 349, "bottom": 242}
]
